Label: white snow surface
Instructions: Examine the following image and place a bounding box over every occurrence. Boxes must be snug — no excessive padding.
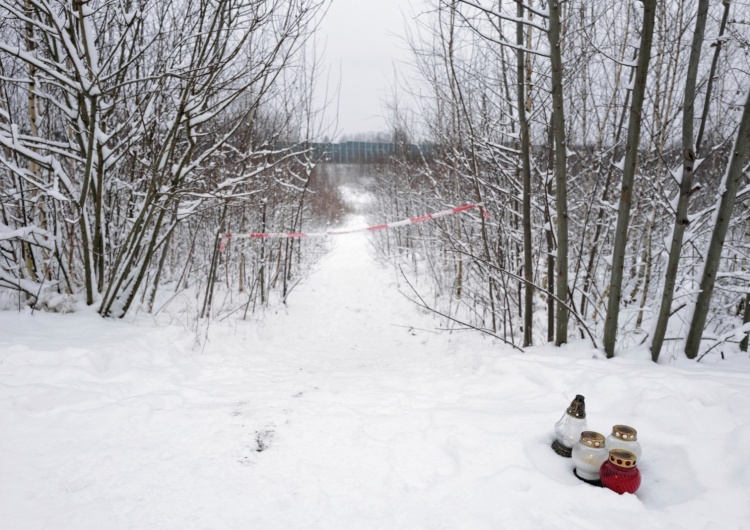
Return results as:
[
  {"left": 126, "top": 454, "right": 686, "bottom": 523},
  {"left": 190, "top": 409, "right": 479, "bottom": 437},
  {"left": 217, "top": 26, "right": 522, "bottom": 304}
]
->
[{"left": 3, "top": 220, "right": 750, "bottom": 529}]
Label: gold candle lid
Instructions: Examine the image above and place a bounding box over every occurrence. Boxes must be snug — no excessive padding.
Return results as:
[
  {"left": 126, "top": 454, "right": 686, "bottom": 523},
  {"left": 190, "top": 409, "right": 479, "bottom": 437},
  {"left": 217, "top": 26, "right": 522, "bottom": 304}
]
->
[
  {"left": 608, "top": 449, "right": 637, "bottom": 468},
  {"left": 611, "top": 425, "right": 638, "bottom": 441},
  {"left": 566, "top": 395, "right": 586, "bottom": 419},
  {"left": 579, "top": 431, "right": 606, "bottom": 448}
]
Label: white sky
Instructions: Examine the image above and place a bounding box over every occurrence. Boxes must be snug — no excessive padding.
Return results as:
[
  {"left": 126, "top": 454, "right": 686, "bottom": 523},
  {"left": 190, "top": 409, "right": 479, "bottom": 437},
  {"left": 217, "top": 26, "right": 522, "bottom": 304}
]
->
[{"left": 317, "top": 0, "right": 424, "bottom": 138}]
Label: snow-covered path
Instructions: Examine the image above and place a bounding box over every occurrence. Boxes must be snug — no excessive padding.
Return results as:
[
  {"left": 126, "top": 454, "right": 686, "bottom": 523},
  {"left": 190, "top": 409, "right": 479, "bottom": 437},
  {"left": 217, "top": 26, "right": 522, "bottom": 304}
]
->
[
  {"left": 3, "top": 222, "right": 750, "bottom": 529},
  {"left": 179, "top": 229, "right": 525, "bottom": 528}
]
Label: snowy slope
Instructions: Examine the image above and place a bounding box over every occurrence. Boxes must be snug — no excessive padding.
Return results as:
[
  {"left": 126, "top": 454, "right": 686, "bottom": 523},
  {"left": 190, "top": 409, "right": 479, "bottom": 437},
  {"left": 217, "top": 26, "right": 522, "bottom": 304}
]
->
[{"left": 2, "top": 220, "right": 750, "bottom": 529}]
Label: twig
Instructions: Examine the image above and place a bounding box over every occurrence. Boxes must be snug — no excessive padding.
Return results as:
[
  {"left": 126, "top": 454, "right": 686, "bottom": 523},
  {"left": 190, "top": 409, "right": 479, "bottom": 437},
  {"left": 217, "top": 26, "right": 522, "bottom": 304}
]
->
[
  {"left": 398, "top": 266, "right": 525, "bottom": 352},
  {"left": 451, "top": 248, "right": 600, "bottom": 350},
  {"left": 390, "top": 324, "right": 440, "bottom": 334}
]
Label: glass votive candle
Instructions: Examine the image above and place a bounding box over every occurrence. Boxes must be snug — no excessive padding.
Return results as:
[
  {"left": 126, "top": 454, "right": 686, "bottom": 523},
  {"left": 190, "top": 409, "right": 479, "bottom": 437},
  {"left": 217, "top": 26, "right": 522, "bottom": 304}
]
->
[
  {"left": 600, "top": 449, "right": 641, "bottom": 495},
  {"left": 606, "top": 425, "right": 641, "bottom": 460},
  {"left": 552, "top": 395, "right": 587, "bottom": 458},
  {"left": 572, "top": 431, "right": 608, "bottom": 484}
]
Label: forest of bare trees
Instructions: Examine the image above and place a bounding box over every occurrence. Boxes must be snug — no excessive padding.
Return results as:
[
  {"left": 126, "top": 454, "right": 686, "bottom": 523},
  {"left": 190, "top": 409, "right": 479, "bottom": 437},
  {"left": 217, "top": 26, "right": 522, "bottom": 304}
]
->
[
  {"left": 372, "top": 0, "right": 750, "bottom": 361},
  {"left": 2, "top": 0, "right": 749, "bottom": 362},
  {"left": 0, "top": 0, "right": 341, "bottom": 324}
]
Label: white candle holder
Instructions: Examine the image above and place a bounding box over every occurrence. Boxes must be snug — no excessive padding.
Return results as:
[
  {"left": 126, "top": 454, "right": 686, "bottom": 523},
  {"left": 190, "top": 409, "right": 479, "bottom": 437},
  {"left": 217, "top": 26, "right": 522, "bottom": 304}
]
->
[
  {"left": 572, "top": 431, "right": 608, "bottom": 484},
  {"left": 606, "top": 425, "right": 642, "bottom": 460},
  {"left": 552, "top": 395, "right": 587, "bottom": 458}
]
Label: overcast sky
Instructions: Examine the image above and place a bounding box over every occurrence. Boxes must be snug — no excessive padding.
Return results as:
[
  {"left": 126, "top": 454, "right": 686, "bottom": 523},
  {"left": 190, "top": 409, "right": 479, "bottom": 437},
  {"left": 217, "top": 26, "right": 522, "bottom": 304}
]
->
[{"left": 317, "top": 0, "right": 424, "bottom": 138}]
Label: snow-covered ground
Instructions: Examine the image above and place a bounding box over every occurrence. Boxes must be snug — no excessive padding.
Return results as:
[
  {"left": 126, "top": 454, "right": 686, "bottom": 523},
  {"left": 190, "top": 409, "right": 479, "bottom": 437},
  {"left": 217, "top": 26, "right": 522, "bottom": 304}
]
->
[{"left": 2, "top": 216, "right": 750, "bottom": 529}]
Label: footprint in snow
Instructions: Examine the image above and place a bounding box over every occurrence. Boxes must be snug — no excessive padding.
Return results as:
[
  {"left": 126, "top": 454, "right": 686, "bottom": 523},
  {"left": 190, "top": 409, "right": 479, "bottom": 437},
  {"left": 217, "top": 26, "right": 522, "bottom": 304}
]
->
[
  {"left": 237, "top": 427, "right": 275, "bottom": 466},
  {"left": 255, "top": 429, "right": 274, "bottom": 452}
]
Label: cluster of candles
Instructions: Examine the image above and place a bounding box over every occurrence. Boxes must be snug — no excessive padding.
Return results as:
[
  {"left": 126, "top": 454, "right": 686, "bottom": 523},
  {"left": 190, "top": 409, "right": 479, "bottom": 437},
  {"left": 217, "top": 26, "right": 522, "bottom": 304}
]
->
[{"left": 552, "top": 395, "right": 641, "bottom": 494}]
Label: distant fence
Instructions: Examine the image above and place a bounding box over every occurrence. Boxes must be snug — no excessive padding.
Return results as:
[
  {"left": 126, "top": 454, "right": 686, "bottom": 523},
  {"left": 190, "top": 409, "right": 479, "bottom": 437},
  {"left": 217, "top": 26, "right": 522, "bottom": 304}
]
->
[{"left": 275, "top": 141, "right": 435, "bottom": 164}]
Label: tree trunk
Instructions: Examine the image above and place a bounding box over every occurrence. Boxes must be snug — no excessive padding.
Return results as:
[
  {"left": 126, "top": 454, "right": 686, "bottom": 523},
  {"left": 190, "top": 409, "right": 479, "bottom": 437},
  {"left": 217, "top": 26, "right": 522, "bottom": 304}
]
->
[
  {"left": 696, "top": 0, "right": 731, "bottom": 153},
  {"left": 517, "top": 0, "right": 533, "bottom": 347},
  {"left": 260, "top": 201, "right": 267, "bottom": 304},
  {"left": 650, "top": 0, "right": 708, "bottom": 362},
  {"left": 684, "top": 88, "right": 750, "bottom": 359},
  {"left": 741, "top": 293, "right": 750, "bottom": 353},
  {"left": 743, "top": 205, "right": 750, "bottom": 352},
  {"left": 635, "top": 206, "right": 656, "bottom": 330},
  {"left": 603, "top": 0, "right": 656, "bottom": 357},
  {"left": 548, "top": 0, "right": 569, "bottom": 346},
  {"left": 545, "top": 121, "right": 555, "bottom": 343}
]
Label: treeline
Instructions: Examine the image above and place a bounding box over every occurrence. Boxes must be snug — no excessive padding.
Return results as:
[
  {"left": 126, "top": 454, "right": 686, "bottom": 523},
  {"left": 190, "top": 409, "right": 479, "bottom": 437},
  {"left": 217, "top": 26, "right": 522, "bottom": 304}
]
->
[
  {"left": 372, "top": 0, "right": 750, "bottom": 361},
  {"left": 0, "top": 0, "right": 333, "bottom": 319}
]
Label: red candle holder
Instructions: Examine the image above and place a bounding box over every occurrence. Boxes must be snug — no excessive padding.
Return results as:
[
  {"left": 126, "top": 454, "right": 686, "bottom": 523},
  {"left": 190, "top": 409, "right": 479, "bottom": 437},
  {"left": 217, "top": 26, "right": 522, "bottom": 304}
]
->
[{"left": 600, "top": 449, "right": 641, "bottom": 495}]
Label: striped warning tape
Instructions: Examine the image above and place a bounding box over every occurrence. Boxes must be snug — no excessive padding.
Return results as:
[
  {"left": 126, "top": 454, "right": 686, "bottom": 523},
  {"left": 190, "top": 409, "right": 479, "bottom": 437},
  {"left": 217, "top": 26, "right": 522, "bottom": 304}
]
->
[{"left": 220, "top": 203, "right": 489, "bottom": 249}]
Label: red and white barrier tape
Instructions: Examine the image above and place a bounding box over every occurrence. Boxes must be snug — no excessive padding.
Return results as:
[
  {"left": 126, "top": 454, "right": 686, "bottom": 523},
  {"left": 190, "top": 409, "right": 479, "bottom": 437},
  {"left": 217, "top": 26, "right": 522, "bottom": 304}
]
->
[{"left": 220, "top": 203, "right": 489, "bottom": 250}]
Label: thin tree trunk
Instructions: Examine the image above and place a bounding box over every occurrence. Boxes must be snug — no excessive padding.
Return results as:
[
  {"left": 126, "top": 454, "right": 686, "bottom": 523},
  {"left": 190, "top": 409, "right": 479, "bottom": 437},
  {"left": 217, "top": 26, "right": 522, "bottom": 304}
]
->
[
  {"left": 24, "top": 0, "right": 43, "bottom": 246},
  {"left": 635, "top": 206, "right": 656, "bottom": 330},
  {"left": 94, "top": 135, "right": 106, "bottom": 294},
  {"left": 78, "top": 94, "right": 99, "bottom": 306},
  {"left": 696, "top": 0, "right": 731, "bottom": 153},
  {"left": 145, "top": 206, "right": 178, "bottom": 313},
  {"left": 517, "top": 0, "right": 533, "bottom": 347},
  {"left": 603, "top": 0, "right": 656, "bottom": 357},
  {"left": 239, "top": 254, "right": 245, "bottom": 293},
  {"left": 201, "top": 203, "right": 229, "bottom": 319},
  {"left": 684, "top": 88, "right": 750, "bottom": 359},
  {"left": 741, "top": 293, "right": 750, "bottom": 352},
  {"left": 650, "top": 0, "right": 708, "bottom": 362},
  {"left": 743, "top": 206, "right": 750, "bottom": 352},
  {"left": 545, "top": 121, "right": 555, "bottom": 343},
  {"left": 548, "top": 0, "right": 569, "bottom": 346},
  {"left": 260, "top": 201, "right": 267, "bottom": 304},
  {"left": 579, "top": 49, "right": 637, "bottom": 321}
]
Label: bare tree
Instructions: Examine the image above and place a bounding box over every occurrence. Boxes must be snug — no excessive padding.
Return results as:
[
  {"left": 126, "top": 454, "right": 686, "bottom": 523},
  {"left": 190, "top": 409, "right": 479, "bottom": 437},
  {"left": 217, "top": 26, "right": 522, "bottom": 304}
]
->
[
  {"left": 603, "top": 0, "right": 657, "bottom": 358},
  {"left": 547, "top": 0, "right": 569, "bottom": 345},
  {"left": 0, "top": 0, "right": 327, "bottom": 317},
  {"left": 684, "top": 87, "right": 750, "bottom": 358},
  {"left": 650, "top": 0, "right": 709, "bottom": 362}
]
